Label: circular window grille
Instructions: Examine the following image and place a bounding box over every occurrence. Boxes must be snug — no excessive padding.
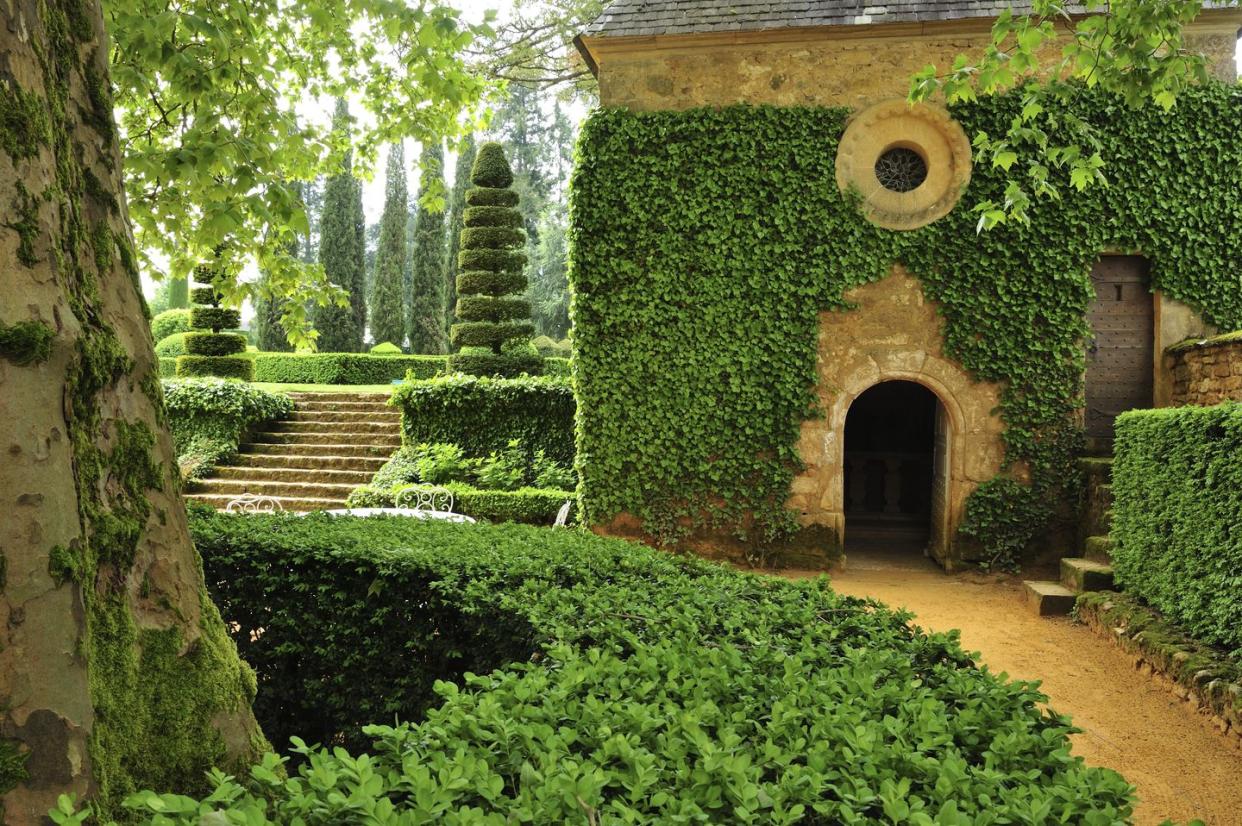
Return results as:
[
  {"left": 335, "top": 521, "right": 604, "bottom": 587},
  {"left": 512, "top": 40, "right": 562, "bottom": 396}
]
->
[
  {"left": 834, "top": 101, "right": 972, "bottom": 230},
  {"left": 874, "top": 147, "right": 927, "bottom": 193}
]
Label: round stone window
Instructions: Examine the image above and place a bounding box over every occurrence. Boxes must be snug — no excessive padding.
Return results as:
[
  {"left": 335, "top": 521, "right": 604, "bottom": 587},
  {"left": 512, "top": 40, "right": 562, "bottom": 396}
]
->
[
  {"left": 835, "top": 101, "right": 972, "bottom": 230},
  {"left": 874, "top": 147, "right": 928, "bottom": 193}
]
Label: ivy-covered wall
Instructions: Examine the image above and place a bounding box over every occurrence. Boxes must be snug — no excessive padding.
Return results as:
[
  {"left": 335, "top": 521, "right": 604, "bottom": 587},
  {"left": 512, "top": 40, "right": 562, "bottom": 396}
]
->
[{"left": 567, "top": 84, "right": 1242, "bottom": 562}]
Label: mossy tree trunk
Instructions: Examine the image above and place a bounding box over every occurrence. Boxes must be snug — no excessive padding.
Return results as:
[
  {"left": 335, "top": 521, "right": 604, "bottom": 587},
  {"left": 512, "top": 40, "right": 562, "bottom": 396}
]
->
[{"left": 0, "top": 2, "right": 264, "bottom": 822}]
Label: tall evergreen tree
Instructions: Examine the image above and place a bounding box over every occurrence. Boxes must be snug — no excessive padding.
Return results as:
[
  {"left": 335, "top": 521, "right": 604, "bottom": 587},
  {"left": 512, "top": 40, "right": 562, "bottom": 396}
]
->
[
  {"left": 352, "top": 168, "right": 368, "bottom": 339},
  {"left": 407, "top": 142, "right": 448, "bottom": 354},
  {"left": 314, "top": 99, "right": 366, "bottom": 352},
  {"left": 370, "top": 143, "right": 409, "bottom": 348},
  {"left": 444, "top": 134, "right": 477, "bottom": 336}
]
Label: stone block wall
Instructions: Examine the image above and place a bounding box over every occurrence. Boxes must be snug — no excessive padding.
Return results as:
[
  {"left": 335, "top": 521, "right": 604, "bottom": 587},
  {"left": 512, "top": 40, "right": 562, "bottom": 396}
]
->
[{"left": 1166, "top": 333, "right": 1242, "bottom": 406}]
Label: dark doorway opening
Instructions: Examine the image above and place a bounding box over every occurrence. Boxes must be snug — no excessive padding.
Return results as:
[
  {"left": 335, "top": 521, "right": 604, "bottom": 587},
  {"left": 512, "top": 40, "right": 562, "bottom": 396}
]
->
[
  {"left": 844, "top": 381, "right": 938, "bottom": 550},
  {"left": 1086, "top": 256, "right": 1153, "bottom": 450}
]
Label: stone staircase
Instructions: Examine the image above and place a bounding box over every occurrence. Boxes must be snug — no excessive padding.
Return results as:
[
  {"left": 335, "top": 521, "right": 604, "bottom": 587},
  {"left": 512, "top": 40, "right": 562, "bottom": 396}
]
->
[
  {"left": 1023, "top": 457, "right": 1117, "bottom": 616},
  {"left": 186, "top": 392, "right": 399, "bottom": 512}
]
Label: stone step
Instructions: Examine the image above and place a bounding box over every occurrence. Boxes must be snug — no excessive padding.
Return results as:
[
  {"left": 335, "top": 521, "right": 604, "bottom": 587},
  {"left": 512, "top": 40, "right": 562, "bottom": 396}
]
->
[
  {"left": 286, "top": 392, "right": 392, "bottom": 403},
  {"left": 240, "top": 442, "right": 394, "bottom": 459},
  {"left": 1077, "top": 456, "right": 1114, "bottom": 480},
  {"left": 190, "top": 478, "right": 357, "bottom": 500},
  {"left": 249, "top": 431, "right": 402, "bottom": 447},
  {"left": 231, "top": 452, "right": 390, "bottom": 472},
  {"left": 270, "top": 419, "right": 400, "bottom": 435},
  {"left": 289, "top": 410, "right": 401, "bottom": 423},
  {"left": 1023, "top": 580, "right": 1077, "bottom": 617},
  {"left": 292, "top": 402, "right": 396, "bottom": 415},
  {"left": 212, "top": 466, "right": 374, "bottom": 485},
  {"left": 186, "top": 493, "right": 346, "bottom": 513},
  {"left": 1083, "top": 534, "right": 1114, "bottom": 563},
  {"left": 1060, "top": 557, "right": 1116, "bottom": 592}
]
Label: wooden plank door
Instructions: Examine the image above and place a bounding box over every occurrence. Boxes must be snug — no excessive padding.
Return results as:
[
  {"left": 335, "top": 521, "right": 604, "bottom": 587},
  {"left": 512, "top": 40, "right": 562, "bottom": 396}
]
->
[
  {"left": 1085, "top": 256, "right": 1153, "bottom": 444},
  {"left": 929, "top": 403, "right": 949, "bottom": 557}
]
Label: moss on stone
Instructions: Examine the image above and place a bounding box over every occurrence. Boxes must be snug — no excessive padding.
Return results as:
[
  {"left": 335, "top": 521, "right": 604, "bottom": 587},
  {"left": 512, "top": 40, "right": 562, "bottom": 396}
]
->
[
  {"left": 86, "top": 592, "right": 264, "bottom": 809},
  {"left": 0, "top": 81, "right": 50, "bottom": 159},
  {"left": 0, "top": 319, "right": 54, "bottom": 366},
  {"left": 0, "top": 736, "right": 30, "bottom": 811},
  {"left": 48, "top": 543, "right": 83, "bottom": 586}
]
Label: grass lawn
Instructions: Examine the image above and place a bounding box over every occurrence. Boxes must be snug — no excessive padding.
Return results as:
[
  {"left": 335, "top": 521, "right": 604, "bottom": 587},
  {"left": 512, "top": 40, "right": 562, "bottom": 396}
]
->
[{"left": 252, "top": 382, "right": 397, "bottom": 395}]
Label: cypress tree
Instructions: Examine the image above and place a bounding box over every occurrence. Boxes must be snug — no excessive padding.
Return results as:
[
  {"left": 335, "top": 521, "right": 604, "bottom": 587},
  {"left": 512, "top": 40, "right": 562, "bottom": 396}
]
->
[
  {"left": 168, "top": 275, "right": 189, "bottom": 308},
  {"left": 254, "top": 241, "right": 294, "bottom": 352},
  {"left": 449, "top": 143, "right": 541, "bottom": 377},
  {"left": 314, "top": 99, "right": 366, "bottom": 352},
  {"left": 369, "top": 143, "right": 408, "bottom": 348},
  {"left": 407, "top": 142, "right": 448, "bottom": 354},
  {"left": 444, "top": 134, "right": 476, "bottom": 336}
]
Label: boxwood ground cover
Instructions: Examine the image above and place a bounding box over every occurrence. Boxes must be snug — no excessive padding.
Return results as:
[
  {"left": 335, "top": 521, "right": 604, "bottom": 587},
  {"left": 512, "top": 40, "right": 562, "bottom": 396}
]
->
[{"left": 141, "top": 509, "right": 1139, "bottom": 824}]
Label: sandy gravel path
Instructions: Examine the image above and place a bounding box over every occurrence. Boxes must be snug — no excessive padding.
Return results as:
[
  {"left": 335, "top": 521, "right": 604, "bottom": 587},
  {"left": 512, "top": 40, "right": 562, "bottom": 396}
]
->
[{"left": 781, "top": 551, "right": 1242, "bottom": 826}]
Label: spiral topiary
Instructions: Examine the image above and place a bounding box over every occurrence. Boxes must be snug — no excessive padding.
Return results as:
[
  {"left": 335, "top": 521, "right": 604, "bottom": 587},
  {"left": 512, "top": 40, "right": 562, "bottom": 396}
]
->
[
  {"left": 176, "top": 261, "right": 253, "bottom": 381},
  {"left": 448, "top": 143, "right": 541, "bottom": 378}
]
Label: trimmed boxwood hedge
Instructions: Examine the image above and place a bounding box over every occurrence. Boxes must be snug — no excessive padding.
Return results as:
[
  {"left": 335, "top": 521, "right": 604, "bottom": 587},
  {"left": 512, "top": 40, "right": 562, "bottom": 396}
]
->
[
  {"left": 451, "top": 320, "right": 535, "bottom": 349},
  {"left": 456, "top": 296, "right": 531, "bottom": 323},
  {"left": 142, "top": 509, "right": 1135, "bottom": 825},
  {"left": 189, "top": 306, "right": 241, "bottom": 333},
  {"left": 175, "top": 354, "right": 254, "bottom": 381},
  {"left": 346, "top": 483, "right": 573, "bottom": 524},
  {"left": 447, "top": 351, "right": 544, "bottom": 379},
  {"left": 465, "top": 186, "right": 519, "bottom": 207},
  {"left": 1111, "top": 403, "right": 1242, "bottom": 656},
  {"left": 464, "top": 204, "right": 523, "bottom": 227},
  {"left": 392, "top": 374, "right": 575, "bottom": 464},
  {"left": 457, "top": 269, "right": 526, "bottom": 297},
  {"left": 251, "top": 352, "right": 446, "bottom": 384},
  {"left": 184, "top": 331, "right": 246, "bottom": 356}
]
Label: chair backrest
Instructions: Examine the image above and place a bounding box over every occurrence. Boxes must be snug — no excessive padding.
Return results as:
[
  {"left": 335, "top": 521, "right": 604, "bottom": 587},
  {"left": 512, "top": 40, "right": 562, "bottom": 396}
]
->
[
  {"left": 224, "top": 493, "right": 284, "bottom": 514},
  {"left": 396, "top": 485, "right": 455, "bottom": 513},
  {"left": 554, "top": 500, "right": 572, "bottom": 527}
]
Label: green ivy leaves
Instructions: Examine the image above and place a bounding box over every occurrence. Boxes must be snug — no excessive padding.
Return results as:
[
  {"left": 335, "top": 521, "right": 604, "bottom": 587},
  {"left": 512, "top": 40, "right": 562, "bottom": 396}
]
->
[{"left": 568, "top": 85, "right": 1242, "bottom": 556}]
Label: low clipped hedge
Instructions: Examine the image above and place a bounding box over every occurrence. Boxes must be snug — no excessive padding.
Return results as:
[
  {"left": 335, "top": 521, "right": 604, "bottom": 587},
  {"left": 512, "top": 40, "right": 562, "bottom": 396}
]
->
[
  {"left": 162, "top": 379, "right": 292, "bottom": 478},
  {"left": 346, "top": 483, "right": 573, "bottom": 525},
  {"left": 185, "top": 331, "right": 246, "bottom": 356},
  {"left": 251, "top": 352, "right": 446, "bottom": 384},
  {"left": 175, "top": 354, "right": 254, "bottom": 381},
  {"left": 1112, "top": 403, "right": 1242, "bottom": 656},
  {"left": 154, "top": 332, "right": 188, "bottom": 357},
  {"left": 138, "top": 510, "right": 1135, "bottom": 824},
  {"left": 543, "top": 356, "right": 571, "bottom": 377},
  {"left": 150, "top": 308, "right": 191, "bottom": 342},
  {"left": 157, "top": 357, "right": 177, "bottom": 378},
  {"left": 392, "top": 374, "right": 575, "bottom": 464}
]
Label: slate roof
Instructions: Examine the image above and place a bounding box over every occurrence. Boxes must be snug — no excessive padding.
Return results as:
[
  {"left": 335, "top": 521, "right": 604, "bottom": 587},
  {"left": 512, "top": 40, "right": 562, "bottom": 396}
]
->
[{"left": 581, "top": 0, "right": 1075, "bottom": 38}]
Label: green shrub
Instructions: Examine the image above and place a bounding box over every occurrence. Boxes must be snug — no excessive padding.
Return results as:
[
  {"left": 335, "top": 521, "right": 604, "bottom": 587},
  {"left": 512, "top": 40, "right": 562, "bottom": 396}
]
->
[
  {"left": 345, "top": 483, "right": 573, "bottom": 525},
  {"left": 457, "top": 247, "right": 526, "bottom": 274},
  {"left": 392, "top": 374, "right": 575, "bottom": 465},
  {"left": 369, "top": 440, "right": 574, "bottom": 493},
  {"left": 543, "top": 356, "right": 571, "bottom": 377},
  {"left": 460, "top": 226, "right": 524, "bottom": 249},
  {"left": 450, "top": 321, "right": 535, "bottom": 350},
  {"left": 154, "top": 332, "right": 188, "bottom": 357},
  {"left": 456, "top": 269, "right": 526, "bottom": 297},
  {"left": 158, "top": 357, "right": 176, "bottom": 378},
  {"left": 161, "top": 379, "right": 292, "bottom": 478},
  {"left": 189, "top": 306, "right": 241, "bottom": 332},
  {"left": 463, "top": 204, "right": 522, "bottom": 227},
  {"left": 1112, "top": 403, "right": 1242, "bottom": 656},
  {"left": 251, "top": 352, "right": 445, "bottom": 384},
  {"left": 149, "top": 308, "right": 191, "bottom": 342},
  {"left": 190, "top": 286, "right": 221, "bottom": 305},
  {"left": 469, "top": 142, "right": 515, "bottom": 188},
  {"left": 456, "top": 296, "right": 531, "bottom": 323},
  {"left": 446, "top": 351, "right": 544, "bottom": 378},
  {"left": 372, "top": 443, "right": 472, "bottom": 488},
  {"left": 176, "top": 355, "right": 255, "bottom": 381},
  {"left": 369, "top": 341, "right": 403, "bottom": 354},
  {"left": 184, "top": 331, "right": 246, "bottom": 357},
  {"left": 117, "top": 510, "right": 1135, "bottom": 824},
  {"left": 465, "top": 186, "right": 518, "bottom": 207}
]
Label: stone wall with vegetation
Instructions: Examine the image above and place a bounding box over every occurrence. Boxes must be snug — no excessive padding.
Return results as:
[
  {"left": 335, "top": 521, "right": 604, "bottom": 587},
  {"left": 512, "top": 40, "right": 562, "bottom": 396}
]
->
[{"left": 1166, "top": 332, "right": 1242, "bottom": 406}]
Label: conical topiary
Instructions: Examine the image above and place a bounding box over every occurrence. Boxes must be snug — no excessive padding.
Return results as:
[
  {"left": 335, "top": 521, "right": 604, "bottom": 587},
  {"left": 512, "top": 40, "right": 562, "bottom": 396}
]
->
[
  {"left": 175, "top": 259, "right": 253, "bottom": 380},
  {"left": 448, "top": 142, "right": 542, "bottom": 377}
]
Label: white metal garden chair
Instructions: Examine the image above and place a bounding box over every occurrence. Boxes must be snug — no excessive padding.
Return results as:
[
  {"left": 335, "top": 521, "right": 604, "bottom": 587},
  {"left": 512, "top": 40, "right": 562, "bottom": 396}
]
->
[
  {"left": 319, "top": 486, "right": 476, "bottom": 523},
  {"left": 224, "top": 493, "right": 284, "bottom": 514}
]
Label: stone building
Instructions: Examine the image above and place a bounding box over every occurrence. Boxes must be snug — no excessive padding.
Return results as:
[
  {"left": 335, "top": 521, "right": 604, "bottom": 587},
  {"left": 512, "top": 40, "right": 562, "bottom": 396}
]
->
[{"left": 571, "top": 1, "right": 1242, "bottom": 567}]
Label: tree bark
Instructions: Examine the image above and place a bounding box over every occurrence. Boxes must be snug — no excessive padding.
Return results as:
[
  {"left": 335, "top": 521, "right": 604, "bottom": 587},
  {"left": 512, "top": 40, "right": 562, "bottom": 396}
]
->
[{"left": 0, "top": 2, "right": 263, "bottom": 822}]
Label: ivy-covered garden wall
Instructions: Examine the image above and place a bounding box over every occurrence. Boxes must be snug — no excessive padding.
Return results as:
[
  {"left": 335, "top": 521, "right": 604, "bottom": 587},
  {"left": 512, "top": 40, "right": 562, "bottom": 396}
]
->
[{"left": 567, "top": 85, "right": 1242, "bottom": 557}]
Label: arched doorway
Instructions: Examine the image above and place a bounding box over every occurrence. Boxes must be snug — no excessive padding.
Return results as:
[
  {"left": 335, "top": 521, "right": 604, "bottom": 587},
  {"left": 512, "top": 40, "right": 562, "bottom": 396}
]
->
[{"left": 843, "top": 381, "right": 943, "bottom": 551}]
